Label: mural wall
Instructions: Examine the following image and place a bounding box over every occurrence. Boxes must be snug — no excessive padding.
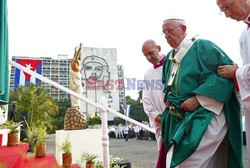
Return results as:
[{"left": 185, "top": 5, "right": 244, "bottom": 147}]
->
[{"left": 80, "top": 47, "right": 119, "bottom": 120}]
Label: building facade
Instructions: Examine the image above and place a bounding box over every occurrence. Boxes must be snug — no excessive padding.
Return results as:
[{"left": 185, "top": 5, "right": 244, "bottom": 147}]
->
[
  {"left": 117, "top": 65, "right": 125, "bottom": 105},
  {"left": 10, "top": 55, "right": 72, "bottom": 100}
]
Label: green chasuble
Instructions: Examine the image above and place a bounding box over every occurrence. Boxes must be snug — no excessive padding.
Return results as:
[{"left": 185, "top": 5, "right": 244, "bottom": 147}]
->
[{"left": 161, "top": 39, "right": 243, "bottom": 168}]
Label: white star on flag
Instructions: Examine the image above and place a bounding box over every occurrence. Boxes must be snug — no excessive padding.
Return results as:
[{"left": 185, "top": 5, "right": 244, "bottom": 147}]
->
[{"left": 25, "top": 64, "right": 33, "bottom": 70}]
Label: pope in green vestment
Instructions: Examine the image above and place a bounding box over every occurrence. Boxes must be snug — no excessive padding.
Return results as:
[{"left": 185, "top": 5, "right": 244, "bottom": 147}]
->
[{"left": 161, "top": 38, "right": 243, "bottom": 168}]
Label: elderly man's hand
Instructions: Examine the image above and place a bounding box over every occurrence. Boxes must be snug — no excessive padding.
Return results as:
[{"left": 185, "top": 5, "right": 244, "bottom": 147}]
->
[
  {"left": 217, "top": 64, "right": 238, "bottom": 79},
  {"left": 180, "top": 96, "right": 200, "bottom": 112}
]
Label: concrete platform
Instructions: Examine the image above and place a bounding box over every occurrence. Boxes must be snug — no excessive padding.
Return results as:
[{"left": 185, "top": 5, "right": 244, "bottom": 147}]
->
[{"left": 55, "top": 129, "right": 102, "bottom": 165}]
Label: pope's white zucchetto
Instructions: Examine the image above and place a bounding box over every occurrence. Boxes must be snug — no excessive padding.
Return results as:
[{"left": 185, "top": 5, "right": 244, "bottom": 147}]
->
[{"left": 163, "top": 15, "right": 186, "bottom": 25}]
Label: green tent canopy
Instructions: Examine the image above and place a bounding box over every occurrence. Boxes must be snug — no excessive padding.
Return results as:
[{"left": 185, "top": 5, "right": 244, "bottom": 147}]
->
[{"left": 0, "top": 0, "right": 9, "bottom": 105}]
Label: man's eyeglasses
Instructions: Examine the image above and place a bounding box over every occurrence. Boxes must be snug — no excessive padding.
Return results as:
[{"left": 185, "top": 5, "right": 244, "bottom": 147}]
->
[
  {"left": 162, "top": 25, "right": 182, "bottom": 35},
  {"left": 219, "top": 1, "right": 233, "bottom": 15}
]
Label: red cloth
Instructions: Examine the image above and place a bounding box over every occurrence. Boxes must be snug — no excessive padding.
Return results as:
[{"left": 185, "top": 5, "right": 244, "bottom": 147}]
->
[
  {"left": 24, "top": 154, "right": 59, "bottom": 168},
  {"left": 156, "top": 141, "right": 167, "bottom": 168},
  {"left": 154, "top": 55, "right": 166, "bottom": 69},
  {"left": 0, "top": 143, "right": 29, "bottom": 168},
  {"left": 0, "top": 134, "right": 2, "bottom": 147}
]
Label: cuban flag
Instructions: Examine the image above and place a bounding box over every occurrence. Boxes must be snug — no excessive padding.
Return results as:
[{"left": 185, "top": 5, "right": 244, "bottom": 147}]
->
[
  {"left": 122, "top": 104, "right": 131, "bottom": 117},
  {"left": 14, "top": 58, "right": 43, "bottom": 91}
]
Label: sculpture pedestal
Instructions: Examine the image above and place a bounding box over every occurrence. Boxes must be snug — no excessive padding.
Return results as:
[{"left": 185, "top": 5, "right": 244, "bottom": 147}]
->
[{"left": 55, "top": 129, "right": 102, "bottom": 165}]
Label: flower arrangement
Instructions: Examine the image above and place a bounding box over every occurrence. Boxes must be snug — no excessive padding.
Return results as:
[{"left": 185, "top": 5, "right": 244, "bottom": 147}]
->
[
  {"left": 109, "top": 155, "right": 122, "bottom": 167},
  {"left": 113, "top": 164, "right": 125, "bottom": 168},
  {"left": 58, "top": 135, "right": 72, "bottom": 168},
  {"left": 35, "top": 127, "right": 47, "bottom": 158},
  {"left": 58, "top": 135, "right": 72, "bottom": 154},
  {"left": 3, "top": 120, "right": 23, "bottom": 133},
  {"left": 81, "top": 152, "right": 98, "bottom": 164},
  {"left": 26, "top": 128, "right": 37, "bottom": 152},
  {"left": 36, "top": 127, "right": 47, "bottom": 144},
  {"left": 87, "top": 112, "right": 101, "bottom": 126},
  {"left": 95, "top": 161, "right": 103, "bottom": 168},
  {"left": 3, "top": 120, "right": 23, "bottom": 146},
  {"left": 95, "top": 155, "right": 123, "bottom": 168},
  {"left": 81, "top": 152, "right": 98, "bottom": 168}
]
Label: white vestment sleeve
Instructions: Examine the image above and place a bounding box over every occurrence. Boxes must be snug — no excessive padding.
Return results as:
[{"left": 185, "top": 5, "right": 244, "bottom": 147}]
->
[
  {"left": 142, "top": 67, "right": 166, "bottom": 150},
  {"left": 236, "top": 64, "right": 250, "bottom": 111},
  {"left": 142, "top": 68, "right": 165, "bottom": 127},
  {"left": 142, "top": 88, "right": 161, "bottom": 127},
  {"left": 196, "top": 95, "right": 224, "bottom": 115},
  {"left": 240, "top": 24, "right": 250, "bottom": 161}
]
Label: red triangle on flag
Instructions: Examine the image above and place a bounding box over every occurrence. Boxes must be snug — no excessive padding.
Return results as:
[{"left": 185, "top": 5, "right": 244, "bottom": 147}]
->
[{"left": 17, "top": 59, "right": 42, "bottom": 80}]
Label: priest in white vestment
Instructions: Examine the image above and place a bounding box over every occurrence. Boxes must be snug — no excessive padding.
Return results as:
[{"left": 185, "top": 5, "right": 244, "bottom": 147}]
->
[
  {"left": 141, "top": 39, "right": 166, "bottom": 150},
  {"left": 217, "top": 0, "right": 250, "bottom": 162}
]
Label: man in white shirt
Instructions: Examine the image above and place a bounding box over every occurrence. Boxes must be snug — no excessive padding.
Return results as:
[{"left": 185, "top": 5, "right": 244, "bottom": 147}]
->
[
  {"left": 217, "top": 0, "right": 250, "bottom": 162},
  {"left": 141, "top": 39, "right": 166, "bottom": 150}
]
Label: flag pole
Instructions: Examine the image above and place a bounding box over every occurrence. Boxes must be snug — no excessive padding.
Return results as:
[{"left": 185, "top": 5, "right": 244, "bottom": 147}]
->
[{"left": 123, "top": 84, "right": 128, "bottom": 127}]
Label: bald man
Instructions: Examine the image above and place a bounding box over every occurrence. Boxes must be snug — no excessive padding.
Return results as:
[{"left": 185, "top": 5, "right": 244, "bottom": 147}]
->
[
  {"left": 217, "top": 0, "right": 250, "bottom": 162},
  {"left": 141, "top": 39, "right": 166, "bottom": 150}
]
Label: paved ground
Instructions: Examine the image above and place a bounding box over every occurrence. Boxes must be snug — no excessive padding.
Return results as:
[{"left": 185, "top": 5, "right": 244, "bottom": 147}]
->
[
  {"left": 109, "top": 138, "right": 158, "bottom": 168},
  {"left": 109, "top": 138, "right": 250, "bottom": 168},
  {"left": 47, "top": 135, "right": 250, "bottom": 168}
]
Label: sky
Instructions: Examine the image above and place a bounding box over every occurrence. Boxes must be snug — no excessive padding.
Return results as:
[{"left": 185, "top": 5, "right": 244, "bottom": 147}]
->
[{"left": 8, "top": 0, "right": 246, "bottom": 99}]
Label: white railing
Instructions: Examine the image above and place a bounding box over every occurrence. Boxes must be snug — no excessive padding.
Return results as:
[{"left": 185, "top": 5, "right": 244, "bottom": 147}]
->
[
  {"left": 9, "top": 60, "right": 155, "bottom": 168},
  {"left": 99, "top": 97, "right": 110, "bottom": 168}
]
